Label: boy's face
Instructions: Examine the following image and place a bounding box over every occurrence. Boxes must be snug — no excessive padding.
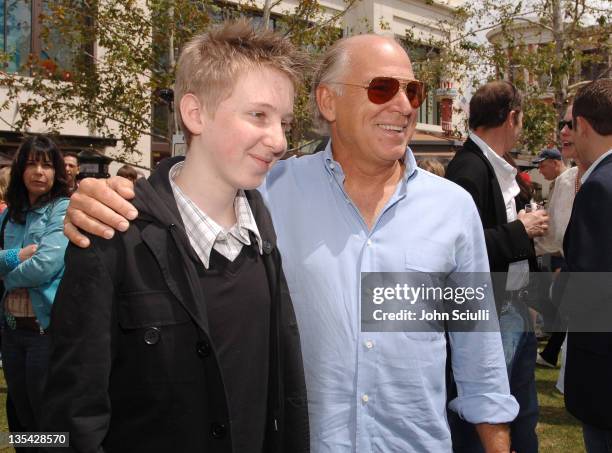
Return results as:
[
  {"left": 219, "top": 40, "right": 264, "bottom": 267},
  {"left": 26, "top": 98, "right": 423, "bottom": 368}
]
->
[{"left": 197, "top": 66, "right": 295, "bottom": 191}]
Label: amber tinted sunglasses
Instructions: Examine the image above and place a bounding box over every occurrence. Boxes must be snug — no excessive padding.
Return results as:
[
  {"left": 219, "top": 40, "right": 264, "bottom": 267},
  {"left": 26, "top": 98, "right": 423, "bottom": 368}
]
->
[{"left": 334, "top": 77, "right": 426, "bottom": 108}]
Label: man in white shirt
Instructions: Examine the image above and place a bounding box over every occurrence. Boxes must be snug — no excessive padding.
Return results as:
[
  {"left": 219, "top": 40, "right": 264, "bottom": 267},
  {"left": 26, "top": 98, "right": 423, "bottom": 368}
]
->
[
  {"left": 446, "top": 81, "right": 549, "bottom": 453},
  {"left": 532, "top": 148, "right": 566, "bottom": 199}
]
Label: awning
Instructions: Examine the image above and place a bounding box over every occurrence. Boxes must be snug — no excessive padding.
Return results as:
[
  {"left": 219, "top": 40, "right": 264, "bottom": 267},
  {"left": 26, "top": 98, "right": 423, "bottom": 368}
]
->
[{"left": 409, "top": 130, "right": 464, "bottom": 159}]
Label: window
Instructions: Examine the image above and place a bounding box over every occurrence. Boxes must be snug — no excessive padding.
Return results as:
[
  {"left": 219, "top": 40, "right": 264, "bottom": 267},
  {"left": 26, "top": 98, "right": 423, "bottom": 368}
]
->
[
  {"left": 401, "top": 41, "right": 441, "bottom": 126},
  {"left": 1, "top": 0, "right": 87, "bottom": 75},
  {"left": 1, "top": 0, "right": 31, "bottom": 73},
  {"left": 579, "top": 48, "right": 609, "bottom": 82}
]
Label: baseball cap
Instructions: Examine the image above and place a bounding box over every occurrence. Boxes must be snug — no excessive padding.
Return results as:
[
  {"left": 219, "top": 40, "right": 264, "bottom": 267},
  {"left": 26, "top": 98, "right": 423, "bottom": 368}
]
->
[{"left": 532, "top": 148, "right": 562, "bottom": 164}]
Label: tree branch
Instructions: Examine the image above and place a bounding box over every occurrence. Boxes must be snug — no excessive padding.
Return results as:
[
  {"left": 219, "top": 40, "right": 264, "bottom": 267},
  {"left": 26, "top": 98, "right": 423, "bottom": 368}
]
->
[
  {"left": 303, "top": 0, "right": 360, "bottom": 34},
  {"left": 512, "top": 16, "right": 554, "bottom": 33},
  {"left": 9, "top": 88, "right": 169, "bottom": 143}
]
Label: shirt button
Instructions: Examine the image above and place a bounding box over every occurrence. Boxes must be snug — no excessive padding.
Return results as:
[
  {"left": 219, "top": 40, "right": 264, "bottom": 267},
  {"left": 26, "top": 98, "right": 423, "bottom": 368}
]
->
[
  {"left": 365, "top": 340, "right": 374, "bottom": 349},
  {"left": 262, "top": 240, "right": 273, "bottom": 254},
  {"left": 366, "top": 239, "right": 372, "bottom": 247},
  {"left": 196, "top": 340, "right": 212, "bottom": 358},
  {"left": 362, "top": 394, "right": 369, "bottom": 403},
  {"left": 210, "top": 422, "right": 227, "bottom": 439},
  {"left": 143, "top": 327, "right": 161, "bottom": 345},
  {"left": 330, "top": 163, "right": 335, "bottom": 170}
]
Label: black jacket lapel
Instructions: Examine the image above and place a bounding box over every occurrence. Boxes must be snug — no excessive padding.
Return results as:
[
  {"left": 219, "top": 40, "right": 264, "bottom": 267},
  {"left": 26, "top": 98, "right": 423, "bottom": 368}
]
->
[
  {"left": 463, "top": 138, "right": 510, "bottom": 224},
  {"left": 140, "top": 224, "right": 210, "bottom": 333},
  {"left": 133, "top": 156, "right": 211, "bottom": 333}
]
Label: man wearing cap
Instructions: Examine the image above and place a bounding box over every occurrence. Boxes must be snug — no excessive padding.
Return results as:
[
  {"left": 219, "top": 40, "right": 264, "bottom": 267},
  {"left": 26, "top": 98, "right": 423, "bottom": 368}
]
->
[
  {"left": 533, "top": 148, "right": 566, "bottom": 197},
  {"left": 532, "top": 148, "right": 567, "bottom": 370}
]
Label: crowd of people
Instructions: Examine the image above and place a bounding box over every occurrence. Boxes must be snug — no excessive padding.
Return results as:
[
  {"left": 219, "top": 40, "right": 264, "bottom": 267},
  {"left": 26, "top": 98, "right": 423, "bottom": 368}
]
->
[
  {"left": 0, "top": 145, "right": 146, "bottom": 450},
  {"left": 0, "top": 18, "right": 610, "bottom": 453}
]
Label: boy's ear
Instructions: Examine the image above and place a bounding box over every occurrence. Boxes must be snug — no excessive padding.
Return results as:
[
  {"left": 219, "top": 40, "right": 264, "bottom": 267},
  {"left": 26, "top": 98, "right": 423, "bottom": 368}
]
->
[{"left": 179, "top": 94, "right": 206, "bottom": 137}]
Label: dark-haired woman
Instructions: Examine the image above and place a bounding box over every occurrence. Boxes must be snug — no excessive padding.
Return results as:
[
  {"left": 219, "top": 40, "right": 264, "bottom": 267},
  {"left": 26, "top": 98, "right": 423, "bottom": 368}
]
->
[{"left": 0, "top": 135, "right": 70, "bottom": 435}]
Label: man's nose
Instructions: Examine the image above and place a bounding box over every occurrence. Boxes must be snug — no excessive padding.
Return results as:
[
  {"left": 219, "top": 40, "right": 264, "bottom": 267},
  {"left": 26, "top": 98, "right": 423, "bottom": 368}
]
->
[{"left": 391, "top": 86, "right": 414, "bottom": 115}]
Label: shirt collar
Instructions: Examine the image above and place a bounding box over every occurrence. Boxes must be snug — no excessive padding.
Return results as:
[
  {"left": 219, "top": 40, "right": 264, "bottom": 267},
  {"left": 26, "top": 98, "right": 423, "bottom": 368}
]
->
[
  {"left": 168, "top": 161, "right": 263, "bottom": 268},
  {"left": 581, "top": 148, "right": 612, "bottom": 184},
  {"left": 29, "top": 204, "right": 49, "bottom": 214},
  {"left": 470, "top": 131, "right": 518, "bottom": 183},
  {"left": 469, "top": 131, "right": 520, "bottom": 206},
  {"left": 321, "top": 138, "right": 418, "bottom": 183}
]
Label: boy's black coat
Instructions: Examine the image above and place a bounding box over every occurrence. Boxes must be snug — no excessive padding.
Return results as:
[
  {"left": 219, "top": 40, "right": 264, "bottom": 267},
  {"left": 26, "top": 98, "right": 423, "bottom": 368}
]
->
[{"left": 42, "top": 157, "right": 309, "bottom": 453}]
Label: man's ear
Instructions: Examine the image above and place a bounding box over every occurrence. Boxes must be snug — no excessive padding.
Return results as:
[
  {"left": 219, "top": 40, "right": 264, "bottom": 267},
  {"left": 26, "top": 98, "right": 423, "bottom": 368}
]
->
[
  {"left": 574, "top": 116, "right": 591, "bottom": 137},
  {"left": 179, "top": 94, "right": 206, "bottom": 137},
  {"left": 508, "top": 110, "right": 518, "bottom": 127},
  {"left": 316, "top": 84, "right": 337, "bottom": 124}
]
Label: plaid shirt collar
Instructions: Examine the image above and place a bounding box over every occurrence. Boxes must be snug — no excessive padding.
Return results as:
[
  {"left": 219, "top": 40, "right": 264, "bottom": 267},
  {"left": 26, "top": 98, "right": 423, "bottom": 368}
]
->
[{"left": 168, "top": 161, "right": 263, "bottom": 269}]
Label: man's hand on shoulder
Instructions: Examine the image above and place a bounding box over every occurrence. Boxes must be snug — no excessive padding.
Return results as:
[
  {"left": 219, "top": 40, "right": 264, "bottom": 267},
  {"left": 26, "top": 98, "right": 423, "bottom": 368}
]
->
[{"left": 65, "top": 176, "right": 138, "bottom": 248}]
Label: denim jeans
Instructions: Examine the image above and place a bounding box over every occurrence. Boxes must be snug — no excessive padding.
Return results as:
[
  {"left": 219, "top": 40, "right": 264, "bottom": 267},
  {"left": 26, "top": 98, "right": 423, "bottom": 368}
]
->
[
  {"left": 583, "top": 423, "right": 612, "bottom": 453},
  {"left": 499, "top": 304, "right": 539, "bottom": 453},
  {"left": 1, "top": 326, "right": 51, "bottom": 434},
  {"left": 499, "top": 305, "right": 525, "bottom": 372},
  {"left": 449, "top": 304, "right": 539, "bottom": 453}
]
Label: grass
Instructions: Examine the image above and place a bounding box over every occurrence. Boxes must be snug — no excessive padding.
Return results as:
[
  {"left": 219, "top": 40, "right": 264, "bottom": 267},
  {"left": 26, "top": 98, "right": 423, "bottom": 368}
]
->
[
  {"left": 0, "top": 372, "right": 12, "bottom": 453},
  {"left": 0, "top": 363, "right": 584, "bottom": 452},
  {"left": 536, "top": 365, "right": 584, "bottom": 452}
]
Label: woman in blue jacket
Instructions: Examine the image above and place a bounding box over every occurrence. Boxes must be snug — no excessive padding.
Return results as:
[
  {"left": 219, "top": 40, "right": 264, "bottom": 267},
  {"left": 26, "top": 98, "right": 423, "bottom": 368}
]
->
[{"left": 0, "top": 135, "right": 70, "bottom": 434}]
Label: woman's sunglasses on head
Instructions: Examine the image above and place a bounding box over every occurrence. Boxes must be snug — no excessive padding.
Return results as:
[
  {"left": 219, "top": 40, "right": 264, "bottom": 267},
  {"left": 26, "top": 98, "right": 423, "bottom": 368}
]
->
[{"left": 333, "top": 77, "right": 426, "bottom": 108}]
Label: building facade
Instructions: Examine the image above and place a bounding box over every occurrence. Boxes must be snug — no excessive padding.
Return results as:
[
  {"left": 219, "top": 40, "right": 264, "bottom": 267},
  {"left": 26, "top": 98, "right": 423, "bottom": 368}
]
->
[{"left": 1, "top": 0, "right": 464, "bottom": 172}]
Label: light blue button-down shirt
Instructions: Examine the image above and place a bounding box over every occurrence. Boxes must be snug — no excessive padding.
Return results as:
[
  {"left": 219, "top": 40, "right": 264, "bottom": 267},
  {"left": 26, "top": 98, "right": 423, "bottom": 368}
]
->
[{"left": 259, "top": 142, "right": 519, "bottom": 452}]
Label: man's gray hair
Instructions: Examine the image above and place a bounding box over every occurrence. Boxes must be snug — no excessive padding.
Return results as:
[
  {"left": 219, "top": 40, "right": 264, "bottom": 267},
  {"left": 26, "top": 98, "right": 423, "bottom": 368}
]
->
[{"left": 309, "top": 39, "right": 351, "bottom": 136}]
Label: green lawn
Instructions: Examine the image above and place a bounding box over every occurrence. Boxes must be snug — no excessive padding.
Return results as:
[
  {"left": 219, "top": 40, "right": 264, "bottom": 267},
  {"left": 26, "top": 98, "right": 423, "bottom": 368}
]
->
[
  {"left": 0, "top": 365, "right": 584, "bottom": 452},
  {"left": 536, "top": 366, "right": 584, "bottom": 452},
  {"left": 0, "top": 372, "right": 11, "bottom": 453}
]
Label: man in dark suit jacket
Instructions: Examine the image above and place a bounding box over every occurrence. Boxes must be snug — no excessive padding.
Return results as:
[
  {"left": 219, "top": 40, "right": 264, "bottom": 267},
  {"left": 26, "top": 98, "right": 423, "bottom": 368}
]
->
[
  {"left": 562, "top": 79, "right": 612, "bottom": 453},
  {"left": 446, "top": 81, "right": 549, "bottom": 453}
]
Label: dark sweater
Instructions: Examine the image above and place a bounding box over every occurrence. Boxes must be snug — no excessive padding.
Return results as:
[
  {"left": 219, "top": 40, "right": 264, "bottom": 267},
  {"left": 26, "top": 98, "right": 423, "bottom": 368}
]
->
[{"left": 200, "top": 242, "right": 271, "bottom": 453}]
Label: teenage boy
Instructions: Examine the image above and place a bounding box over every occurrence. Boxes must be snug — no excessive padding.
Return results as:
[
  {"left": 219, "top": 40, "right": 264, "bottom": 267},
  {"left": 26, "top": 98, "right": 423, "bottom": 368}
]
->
[{"left": 42, "top": 21, "right": 309, "bottom": 453}]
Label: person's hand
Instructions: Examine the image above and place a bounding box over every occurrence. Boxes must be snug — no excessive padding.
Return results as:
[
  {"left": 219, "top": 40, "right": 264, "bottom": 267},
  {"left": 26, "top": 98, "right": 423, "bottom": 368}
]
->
[
  {"left": 517, "top": 209, "right": 549, "bottom": 238},
  {"left": 18, "top": 244, "right": 38, "bottom": 262},
  {"left": 65, "top": 176, "right": 138, "bottom": 248}
]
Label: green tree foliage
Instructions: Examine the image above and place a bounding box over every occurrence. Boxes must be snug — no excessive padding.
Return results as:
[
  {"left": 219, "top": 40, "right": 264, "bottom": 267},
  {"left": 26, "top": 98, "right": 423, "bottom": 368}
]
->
[
  {"left": 0, "top": 0, "right": 354, "bottom": 161},
  {"left": 408, "top": 0, "right": 611, "bottom": 153}
]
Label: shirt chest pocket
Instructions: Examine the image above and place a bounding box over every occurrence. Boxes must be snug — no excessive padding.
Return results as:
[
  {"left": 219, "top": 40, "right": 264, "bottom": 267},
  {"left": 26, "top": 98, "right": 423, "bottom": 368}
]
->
[
  {"left": 118, "top": 291, "right": 190, "bottom": 330},
  {"left": 404, "top": 243, "right": 454, "bottom": 274},
  {"left": 26, "top": 212, "right": 51, "bottom": 244},
  {"left": 117, "top": 291, "right": 194, "bottom": 383},
  {"left": 27, "top": 226, "right": 46, "bottom": 244}
]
